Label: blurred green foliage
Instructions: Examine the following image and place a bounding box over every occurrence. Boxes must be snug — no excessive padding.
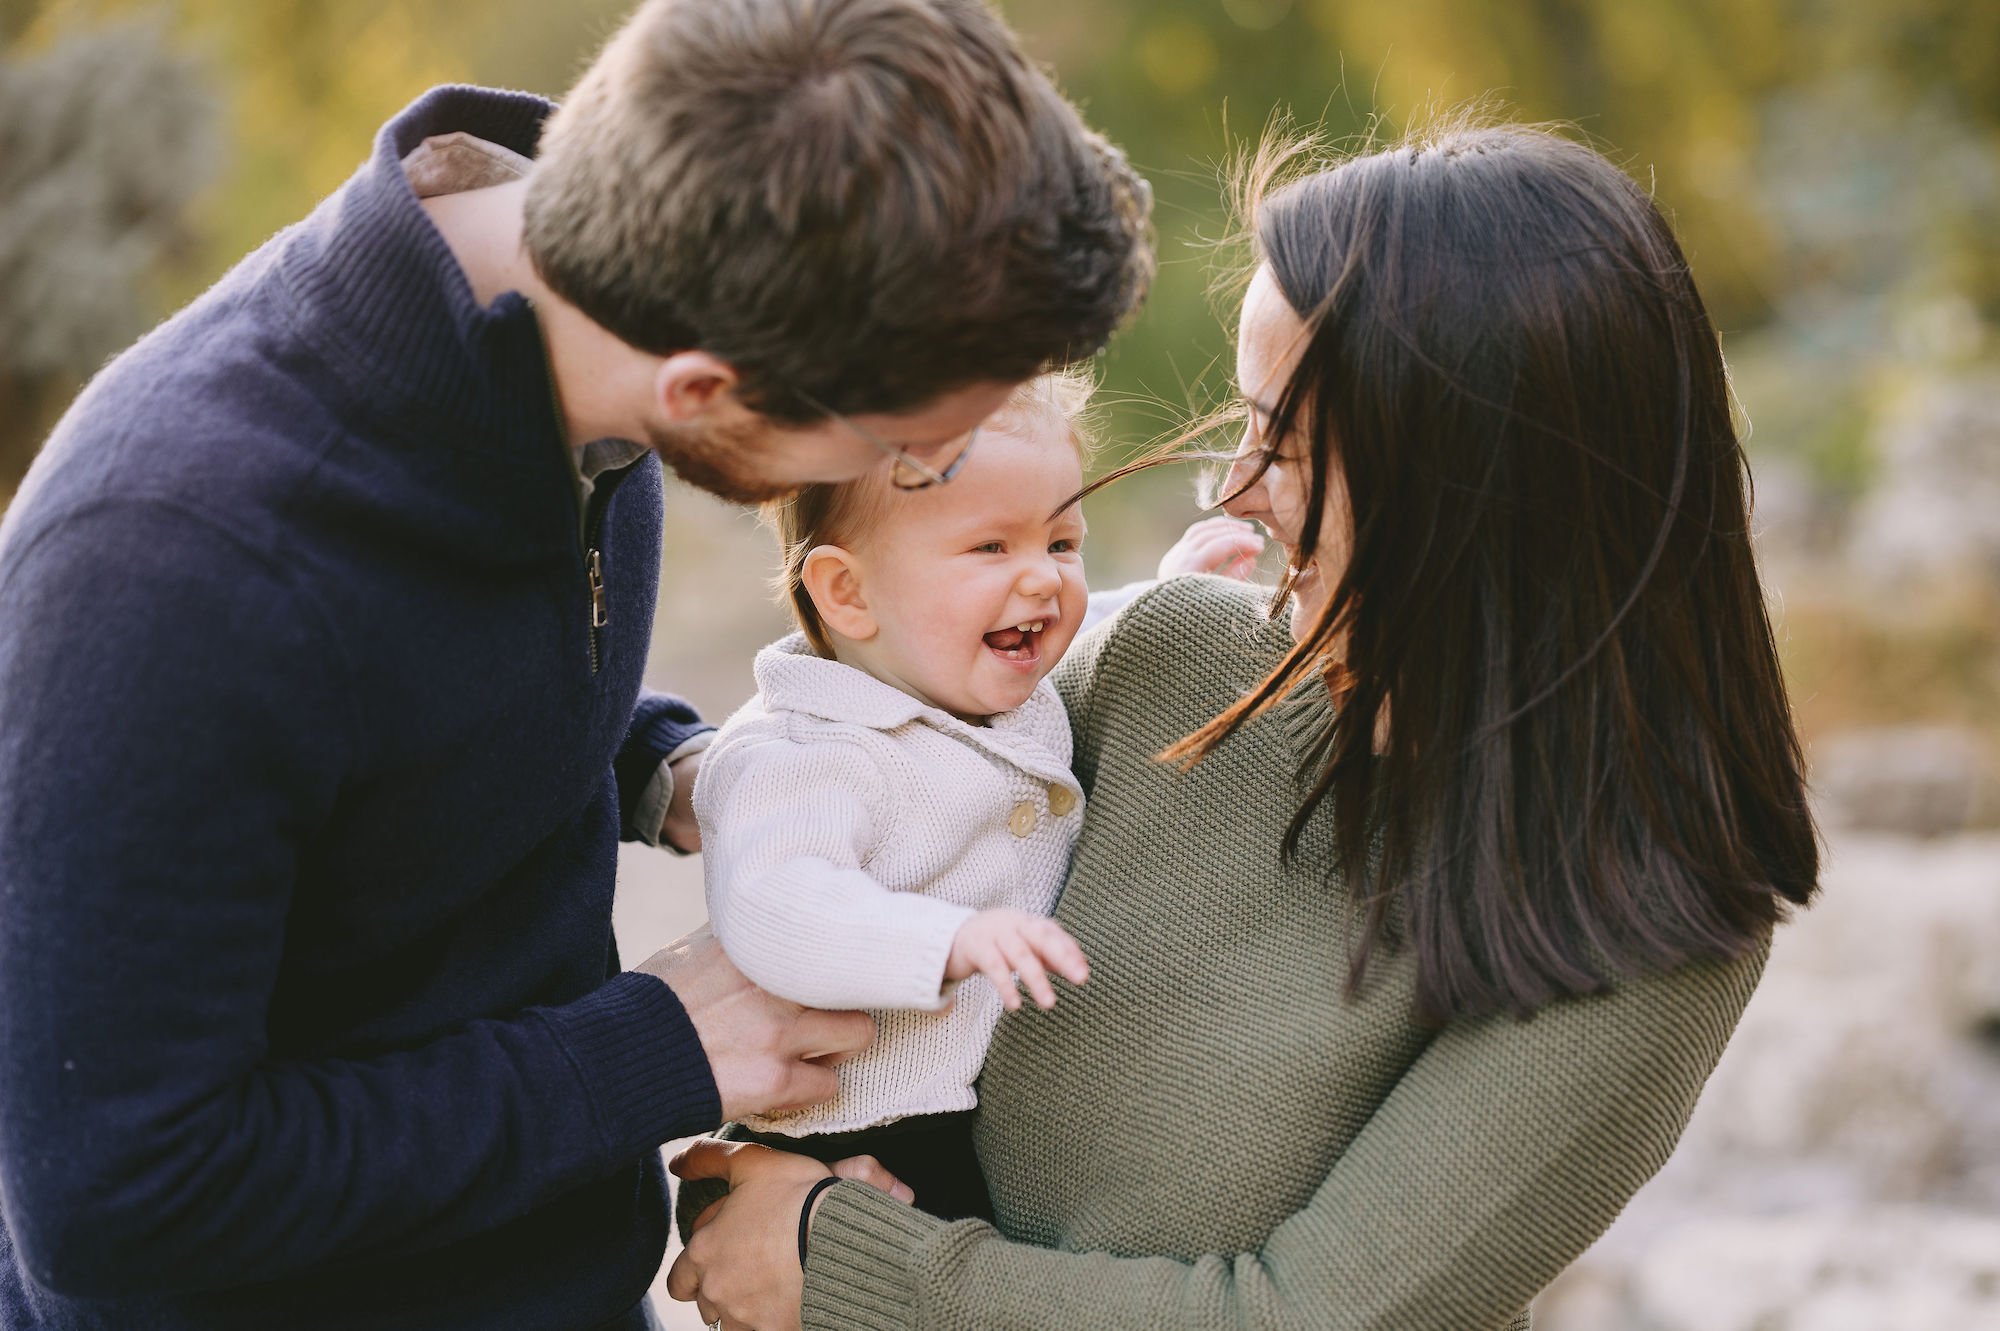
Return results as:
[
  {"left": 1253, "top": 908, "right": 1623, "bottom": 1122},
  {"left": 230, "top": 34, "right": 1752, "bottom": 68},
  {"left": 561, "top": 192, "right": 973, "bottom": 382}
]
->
[
  {"left": 5, "top": 0, "right": 1999, "bottom": 742},
  {"left": 5, "top": 0, "right": 1997, "bottom": 555}
]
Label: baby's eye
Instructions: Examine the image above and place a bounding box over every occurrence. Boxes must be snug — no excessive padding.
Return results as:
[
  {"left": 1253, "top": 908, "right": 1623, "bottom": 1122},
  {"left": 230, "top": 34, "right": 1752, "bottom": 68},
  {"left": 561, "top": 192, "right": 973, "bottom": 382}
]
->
[
  {"left": 1049, "top": 538, "right": 1079, "bottom": 554},
  {"left": 972, "top": 540, "right": 1005, "bottom": 554}
]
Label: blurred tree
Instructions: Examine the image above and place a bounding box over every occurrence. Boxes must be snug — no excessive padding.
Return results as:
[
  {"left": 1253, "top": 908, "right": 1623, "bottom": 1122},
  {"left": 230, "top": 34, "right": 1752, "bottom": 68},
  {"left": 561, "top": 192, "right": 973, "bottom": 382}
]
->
[
  {"left": 999, "top": 0, "right": 1999, "bottom": 500},
  {"left": 0, "top": 11, "right": 218, "bottom": 497},
  {"left": 26, "top": 0, "right": 632, "bottom": 284},
  {"left": 3, "top": 0, "right": 1996, "bottom": 506}
]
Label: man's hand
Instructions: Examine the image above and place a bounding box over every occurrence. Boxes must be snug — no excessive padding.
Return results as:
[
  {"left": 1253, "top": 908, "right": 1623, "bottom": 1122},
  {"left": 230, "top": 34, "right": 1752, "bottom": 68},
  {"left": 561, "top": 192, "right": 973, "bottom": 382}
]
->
[
  {"left": 660, "top": 748, "right": 703, "bottom": 852},
  {"left": 666, "top": 1140, "right": 915, "bottom": 1331},
  {"left": 636, "top": 927, "right": 874, "bottom": 1121},
  {"left": 1158, "top": 515, "right": 1265, "bottom": 581},
  {"left": 945, "top": 909, "right": 1089, "bottom": 1011}
]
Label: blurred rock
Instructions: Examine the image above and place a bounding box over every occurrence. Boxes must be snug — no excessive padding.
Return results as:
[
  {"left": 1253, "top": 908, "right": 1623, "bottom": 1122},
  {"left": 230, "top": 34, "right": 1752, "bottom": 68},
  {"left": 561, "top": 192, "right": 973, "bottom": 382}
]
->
[
  {"left": 1629, "top": 1208, "right": 2000, "bottom": 1331},
  {"left": 1644, "top": 831, "right": 2000, "bottom": 1210},
  {"left": 1811, "top": 726, "right": 1997, "bottom": 837},
  {"left": 1847, "top": 374, "right": 2000, "bottom": 585},
  {"left": 1746, "top": 451, "right": 1844, "bottom": 571},
  {"left": 1536, "top": 828, "right": 2000, "bottom": 1330}
]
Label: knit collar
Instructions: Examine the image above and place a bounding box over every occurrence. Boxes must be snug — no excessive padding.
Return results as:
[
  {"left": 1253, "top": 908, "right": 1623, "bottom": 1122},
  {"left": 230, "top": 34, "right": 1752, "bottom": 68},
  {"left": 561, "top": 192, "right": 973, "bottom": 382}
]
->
[
  {"left": 273, "top": 86, "right": 579, "bottom": 521},
  {"left": 753, "top": 633, "right": 1077, "bottom": 786}
]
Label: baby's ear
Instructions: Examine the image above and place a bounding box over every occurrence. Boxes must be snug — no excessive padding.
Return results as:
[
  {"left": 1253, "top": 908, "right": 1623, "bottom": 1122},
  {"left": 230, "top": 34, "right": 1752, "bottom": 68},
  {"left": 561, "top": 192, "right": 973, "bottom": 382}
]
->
[{"left": 801, "top": 544, "right": 876, "bottom": 642}]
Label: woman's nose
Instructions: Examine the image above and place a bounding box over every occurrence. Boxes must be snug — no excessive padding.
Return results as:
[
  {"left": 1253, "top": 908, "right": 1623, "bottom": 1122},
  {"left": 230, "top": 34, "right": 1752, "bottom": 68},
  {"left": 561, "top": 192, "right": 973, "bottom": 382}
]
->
[{"left": 1219, "top": 434, "right": 1265, "bottom": 520}]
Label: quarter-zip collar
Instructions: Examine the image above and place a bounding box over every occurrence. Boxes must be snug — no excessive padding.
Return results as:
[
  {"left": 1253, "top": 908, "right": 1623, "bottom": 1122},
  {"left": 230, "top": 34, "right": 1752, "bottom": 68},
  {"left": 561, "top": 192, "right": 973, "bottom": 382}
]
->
[{"left": 274, "top": 85, "right": 584, "bottom": 558}]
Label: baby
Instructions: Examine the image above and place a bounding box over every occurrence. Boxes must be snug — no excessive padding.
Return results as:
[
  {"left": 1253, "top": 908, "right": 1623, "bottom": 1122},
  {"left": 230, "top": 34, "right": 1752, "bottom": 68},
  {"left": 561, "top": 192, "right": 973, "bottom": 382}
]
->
[
  {"left": 695, "top": 370, "right": 1268, "bottom": 1221},
  {"left": 695, "top": 370, "right": 1100, "bottom": 1221}
]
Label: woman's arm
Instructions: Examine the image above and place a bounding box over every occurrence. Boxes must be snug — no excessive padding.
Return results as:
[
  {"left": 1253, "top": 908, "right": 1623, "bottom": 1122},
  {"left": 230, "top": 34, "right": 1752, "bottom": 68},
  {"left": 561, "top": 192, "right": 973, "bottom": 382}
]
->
[{"left": 677, "top": 938, "right": 1765, "bottom": 1330}]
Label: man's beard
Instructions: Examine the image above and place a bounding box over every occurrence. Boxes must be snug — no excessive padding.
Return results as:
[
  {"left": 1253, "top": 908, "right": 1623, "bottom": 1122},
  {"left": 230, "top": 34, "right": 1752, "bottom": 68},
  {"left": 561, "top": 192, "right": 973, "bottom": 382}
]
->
[{"left": 643, "top": 417, "right": 796, "bottom": 506}]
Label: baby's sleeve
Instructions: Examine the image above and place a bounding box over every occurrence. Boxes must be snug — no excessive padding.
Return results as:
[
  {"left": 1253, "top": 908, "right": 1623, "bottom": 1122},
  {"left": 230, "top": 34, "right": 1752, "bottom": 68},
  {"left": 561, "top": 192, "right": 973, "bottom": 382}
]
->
[{"left": 695, "top": 732, "right": 974, "bottom": 1012}]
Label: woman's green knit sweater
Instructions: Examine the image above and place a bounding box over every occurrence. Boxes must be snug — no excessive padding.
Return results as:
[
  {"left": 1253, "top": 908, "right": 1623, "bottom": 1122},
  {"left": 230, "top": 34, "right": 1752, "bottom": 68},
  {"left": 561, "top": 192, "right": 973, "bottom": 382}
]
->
[{"left": 799, "top": 576, "right": 1766, "bottom": 1330}]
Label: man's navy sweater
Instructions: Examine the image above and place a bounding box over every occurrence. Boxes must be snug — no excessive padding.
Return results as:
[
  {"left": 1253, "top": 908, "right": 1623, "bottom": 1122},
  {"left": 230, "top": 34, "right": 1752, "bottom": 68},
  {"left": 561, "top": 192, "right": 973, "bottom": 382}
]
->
[{"left": 0, "top": 87, "right": 724, "bottom": 1329}]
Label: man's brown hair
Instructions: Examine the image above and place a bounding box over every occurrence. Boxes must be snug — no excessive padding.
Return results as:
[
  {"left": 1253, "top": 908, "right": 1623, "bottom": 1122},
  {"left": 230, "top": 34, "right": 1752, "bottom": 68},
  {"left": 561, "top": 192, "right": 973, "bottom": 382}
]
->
[{"left": 523, "top": 0, "right": 1152, "bottom": 422}]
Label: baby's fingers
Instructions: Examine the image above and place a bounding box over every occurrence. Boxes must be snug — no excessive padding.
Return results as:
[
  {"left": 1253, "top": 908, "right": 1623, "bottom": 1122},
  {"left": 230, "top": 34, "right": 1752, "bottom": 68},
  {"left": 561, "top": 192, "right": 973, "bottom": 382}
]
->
[
  {"left": 1024, "top": 918, "right": 1090, "bottom": 986},
  {"left": 969, "top": 942, "right": 1023, "bottom": 1011},
  {"left": 1162, "top": 523, "right": 1265, "bottom": 580},
  {"left": 1221, "top": 551, "right": 1260, "bottom": 580},
  {"left": 1199, "top": 529, "right": 1266, "bottom": 571},
  {"left": 999, "top": 932, "right": 1058, "bottom": 1010}
]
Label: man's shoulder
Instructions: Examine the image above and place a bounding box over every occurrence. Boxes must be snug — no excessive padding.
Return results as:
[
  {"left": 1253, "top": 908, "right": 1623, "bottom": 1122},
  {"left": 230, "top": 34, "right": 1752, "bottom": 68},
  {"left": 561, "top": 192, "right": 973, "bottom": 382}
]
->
[{"left": 18, "top": 254, "right": 340, "bottom": 529}]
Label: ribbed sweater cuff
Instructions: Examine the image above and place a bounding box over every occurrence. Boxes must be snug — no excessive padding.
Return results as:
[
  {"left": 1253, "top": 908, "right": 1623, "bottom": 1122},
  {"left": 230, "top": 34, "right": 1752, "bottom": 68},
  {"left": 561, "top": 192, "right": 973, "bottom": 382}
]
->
[
  {"left": 616, "top": 695, "right": 713, "bottom": 836},
  {"left": 541, "top": 971, "right": 722, "bottom": 1156},
  {"left": 629, "top": 697, "right": 711, "bottom": 768},
  {"left": 801, "top": 1181, "right": 943, "bottom": 1331}
]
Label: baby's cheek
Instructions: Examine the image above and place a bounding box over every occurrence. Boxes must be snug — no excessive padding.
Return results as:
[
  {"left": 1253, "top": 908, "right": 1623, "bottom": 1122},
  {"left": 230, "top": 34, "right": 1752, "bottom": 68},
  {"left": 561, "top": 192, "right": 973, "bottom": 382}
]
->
[
  {"left": 1051, "top": 568, "right": 1090, "bottom": 655},
  {"left": 907, "top": 600, "right": 972, "bottom": 653},
  {"left": 1061, "top": 566, "right": 1089, "bottom": 613}
]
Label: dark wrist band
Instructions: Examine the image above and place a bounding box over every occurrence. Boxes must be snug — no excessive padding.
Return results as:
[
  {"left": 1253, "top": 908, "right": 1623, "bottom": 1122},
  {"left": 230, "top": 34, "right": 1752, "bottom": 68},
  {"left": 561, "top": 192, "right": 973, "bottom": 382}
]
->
[{"left": 798, "top": 1176, "right": 842, "bottom": 1270}]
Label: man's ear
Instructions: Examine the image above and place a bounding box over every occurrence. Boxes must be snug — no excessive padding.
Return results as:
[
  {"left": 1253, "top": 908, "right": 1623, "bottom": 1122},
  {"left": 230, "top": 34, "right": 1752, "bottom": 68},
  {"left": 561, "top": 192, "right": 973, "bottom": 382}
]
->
[
  {"left": 802, "top": 544, "right": 877, "bottom": 643},
  {"left": 654, "top": 351, "right": 742, "bottom": 424}
]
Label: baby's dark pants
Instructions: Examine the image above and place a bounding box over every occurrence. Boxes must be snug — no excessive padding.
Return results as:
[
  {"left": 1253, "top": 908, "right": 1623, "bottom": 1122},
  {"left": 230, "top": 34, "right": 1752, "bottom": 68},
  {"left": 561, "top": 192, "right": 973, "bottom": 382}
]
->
[{"left": 674, "top": 1109, "right": 992, "bottom": 1241}]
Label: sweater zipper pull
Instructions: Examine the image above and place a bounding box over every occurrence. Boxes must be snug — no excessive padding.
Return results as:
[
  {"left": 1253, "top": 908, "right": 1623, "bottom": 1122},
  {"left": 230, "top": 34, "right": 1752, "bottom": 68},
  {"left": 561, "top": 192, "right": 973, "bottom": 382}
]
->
[{"left": 587, "top": 549, "right": 609, "bottom": 631}]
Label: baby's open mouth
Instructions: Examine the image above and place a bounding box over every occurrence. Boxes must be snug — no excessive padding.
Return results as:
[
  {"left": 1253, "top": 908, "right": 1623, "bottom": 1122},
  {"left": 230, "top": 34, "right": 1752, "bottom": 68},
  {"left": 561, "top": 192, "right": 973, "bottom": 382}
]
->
[{"left": 982, "top": 620, "right": 1048, "bottom": 662}]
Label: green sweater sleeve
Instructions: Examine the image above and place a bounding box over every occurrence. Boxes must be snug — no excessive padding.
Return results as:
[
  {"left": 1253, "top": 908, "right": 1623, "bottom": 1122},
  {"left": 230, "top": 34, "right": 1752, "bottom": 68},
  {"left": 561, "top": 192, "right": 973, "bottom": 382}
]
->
[{"left": 801, "top": 940, "right": 1766, "bottom": 1331}]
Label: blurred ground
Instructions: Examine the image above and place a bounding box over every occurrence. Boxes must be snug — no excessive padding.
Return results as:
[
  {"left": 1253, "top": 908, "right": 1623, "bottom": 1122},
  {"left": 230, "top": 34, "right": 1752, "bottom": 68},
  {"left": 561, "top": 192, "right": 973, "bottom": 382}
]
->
[{"left": 1533, "top": 827, "right": 2000, "bottom": 1331}]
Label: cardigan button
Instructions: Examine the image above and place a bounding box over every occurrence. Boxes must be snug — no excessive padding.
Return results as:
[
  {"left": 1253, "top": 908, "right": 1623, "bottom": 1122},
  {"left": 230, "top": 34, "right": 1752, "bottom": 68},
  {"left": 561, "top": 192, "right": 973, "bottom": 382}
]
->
[
  {"left": 1008, "top": 801, "right": 1037, "bottom": 837},
  {"left": 1048, "top": 784, "right": 1077, "bottom": 817}
]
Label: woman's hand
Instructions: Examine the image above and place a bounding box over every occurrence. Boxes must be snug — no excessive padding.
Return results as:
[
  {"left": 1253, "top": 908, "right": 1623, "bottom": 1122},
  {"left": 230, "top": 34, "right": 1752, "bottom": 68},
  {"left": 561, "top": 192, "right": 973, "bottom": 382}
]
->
[
  {"left": 1157, "top": 516, "right": 1265, "bottom": 581},
  {"left": 666, "top": 1139, "right": 914, "bottom": 1330}
]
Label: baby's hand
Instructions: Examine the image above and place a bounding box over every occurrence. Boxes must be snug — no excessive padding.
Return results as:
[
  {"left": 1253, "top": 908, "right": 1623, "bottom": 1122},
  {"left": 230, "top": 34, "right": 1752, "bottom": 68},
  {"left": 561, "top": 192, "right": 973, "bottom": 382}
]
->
[
  {"left": 945, "top": 909, "right": 1090, "bottom": 1011},
  {"left": 1158, "top": 516, "right": 1265, "bottom": 581}
]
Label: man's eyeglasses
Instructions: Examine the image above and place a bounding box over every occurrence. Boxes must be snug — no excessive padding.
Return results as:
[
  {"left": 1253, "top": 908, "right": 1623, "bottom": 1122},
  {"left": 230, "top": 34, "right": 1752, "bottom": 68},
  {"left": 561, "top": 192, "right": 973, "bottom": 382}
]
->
[{"left": 794, "top": 389, "right": 978, "bottom": 490}]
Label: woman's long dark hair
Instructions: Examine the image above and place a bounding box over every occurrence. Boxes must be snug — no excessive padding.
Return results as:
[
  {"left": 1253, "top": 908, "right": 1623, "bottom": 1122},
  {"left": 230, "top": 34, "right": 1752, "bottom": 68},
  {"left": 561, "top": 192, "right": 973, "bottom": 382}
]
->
[{"left": 1170, "top": 121, "right": 1819, "bottom": 1023}]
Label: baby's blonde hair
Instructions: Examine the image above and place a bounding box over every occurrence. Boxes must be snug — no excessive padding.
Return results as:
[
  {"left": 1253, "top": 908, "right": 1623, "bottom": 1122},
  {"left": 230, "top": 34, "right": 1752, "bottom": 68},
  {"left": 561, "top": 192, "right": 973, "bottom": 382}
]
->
[{"left": 766, "top": 365, "right": 1098, "bottom": 657}]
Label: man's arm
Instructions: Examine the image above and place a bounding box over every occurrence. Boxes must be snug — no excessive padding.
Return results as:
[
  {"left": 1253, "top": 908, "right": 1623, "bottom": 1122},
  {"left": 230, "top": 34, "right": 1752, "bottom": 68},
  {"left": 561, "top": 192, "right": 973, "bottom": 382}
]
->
[
  {"left": 0, "top": 503, "right": 858, "bottom": 1297},
  {"left": 616, "top": 691, "right": 716, "bottom": 849}
]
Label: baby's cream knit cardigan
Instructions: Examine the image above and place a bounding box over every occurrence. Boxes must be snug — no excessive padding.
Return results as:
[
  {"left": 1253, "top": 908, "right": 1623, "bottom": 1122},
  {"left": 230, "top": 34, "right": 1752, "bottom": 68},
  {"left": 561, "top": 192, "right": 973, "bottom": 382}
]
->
[{"left": 694, "top": 633, "right": 1084, "bottom": 1136}]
